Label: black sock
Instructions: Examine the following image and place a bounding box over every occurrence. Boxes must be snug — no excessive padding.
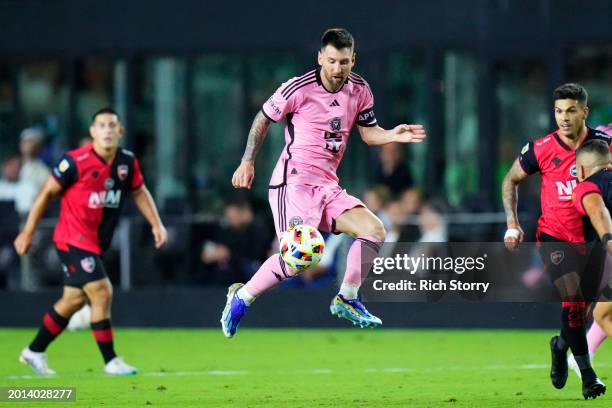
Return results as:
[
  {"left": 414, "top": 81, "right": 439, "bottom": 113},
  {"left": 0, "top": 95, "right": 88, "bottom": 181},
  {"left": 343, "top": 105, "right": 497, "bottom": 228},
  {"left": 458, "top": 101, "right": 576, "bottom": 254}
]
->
[
  {"left": 29, "top": 308, "right": 69, "bottom": 352},
  {"left": 91, "top": 319, "right": 117, "bottom": 364},
  {"left": 574, "top": 355, "right": 596, "bottom": 381},
  {"left": 555, "top": 331, "right": 569, "bottom": 351},
  {"left": 560, "top": 302, "right": 588, "bottom": 358}
]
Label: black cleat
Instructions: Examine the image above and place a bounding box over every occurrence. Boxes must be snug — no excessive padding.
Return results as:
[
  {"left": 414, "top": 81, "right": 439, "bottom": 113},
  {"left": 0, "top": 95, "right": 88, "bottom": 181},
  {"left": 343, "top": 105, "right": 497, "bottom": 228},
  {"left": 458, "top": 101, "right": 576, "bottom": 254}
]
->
[
  {"left": 582, "top": 376, "right": 606, "bottom": 400},
  {"left": 549, "top": 336, "right": 568, "bottom": 389}
]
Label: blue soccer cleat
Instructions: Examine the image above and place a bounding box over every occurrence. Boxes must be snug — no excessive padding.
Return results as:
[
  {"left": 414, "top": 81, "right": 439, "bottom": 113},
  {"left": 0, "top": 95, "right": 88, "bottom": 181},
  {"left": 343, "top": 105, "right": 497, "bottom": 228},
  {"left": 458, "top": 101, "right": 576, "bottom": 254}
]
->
[
  {"left": 221, "top": 283, "right": 248, "bottom": 338},
  {"left": 330, "top": 294, "right": 382, "bottom": 328}
]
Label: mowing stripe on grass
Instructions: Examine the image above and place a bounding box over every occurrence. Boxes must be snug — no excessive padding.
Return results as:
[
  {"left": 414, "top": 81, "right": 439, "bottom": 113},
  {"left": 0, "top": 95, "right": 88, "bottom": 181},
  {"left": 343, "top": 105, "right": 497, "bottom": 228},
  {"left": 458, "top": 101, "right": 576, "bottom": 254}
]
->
[{"left": 9, "top": 363, "right": 610, "bottom": 380}]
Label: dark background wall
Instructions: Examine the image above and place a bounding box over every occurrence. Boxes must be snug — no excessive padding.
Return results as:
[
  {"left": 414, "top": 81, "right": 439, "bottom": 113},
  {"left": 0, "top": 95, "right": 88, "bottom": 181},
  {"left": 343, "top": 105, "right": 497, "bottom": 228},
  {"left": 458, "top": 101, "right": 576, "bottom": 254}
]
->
[{"left": 1, "top": 0, "right": 610, "bottom": 57}]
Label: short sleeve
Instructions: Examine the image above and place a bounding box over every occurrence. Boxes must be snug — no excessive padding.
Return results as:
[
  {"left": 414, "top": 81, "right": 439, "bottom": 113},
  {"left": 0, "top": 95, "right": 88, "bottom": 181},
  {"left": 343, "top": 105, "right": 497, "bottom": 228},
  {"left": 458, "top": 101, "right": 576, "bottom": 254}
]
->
[
  {"left": 572, "top": 181, "right": 602, "bottom": 216},
  {"left": 51, "top": 154, "right": 78, "bottom": 189},
  {"left": 261, "top": 79, "right": 301, "bottom": 122},
  {"left": 355, "top": 84, "right": 377, "bottom": 127},
  {"left": 517, "top": 142, "right": 539, "bottom": 174},
  {"left": 131, "top": 158, "right": 144, "bottom": 190}
]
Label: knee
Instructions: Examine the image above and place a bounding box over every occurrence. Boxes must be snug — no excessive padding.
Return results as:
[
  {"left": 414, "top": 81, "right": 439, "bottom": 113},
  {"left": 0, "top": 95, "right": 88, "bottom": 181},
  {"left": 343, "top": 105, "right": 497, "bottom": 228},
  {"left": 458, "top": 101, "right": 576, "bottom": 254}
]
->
[
  {"left": 62, "top": 292, "right": 87, "bottom": 312},
  {"left": 593, "top": 304, "right": 612, "bottom": 325},
  {"left": 367, "top": 218, "right": 386, "bottom": 242},
  {"left": 89, "top": 285, "right": 113, "bottom": 306}
]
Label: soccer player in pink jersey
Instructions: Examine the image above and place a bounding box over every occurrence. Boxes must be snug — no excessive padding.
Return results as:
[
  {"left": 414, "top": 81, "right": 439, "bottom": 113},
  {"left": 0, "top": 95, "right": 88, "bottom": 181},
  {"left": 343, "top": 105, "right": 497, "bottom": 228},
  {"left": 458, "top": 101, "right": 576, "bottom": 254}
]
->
[{"left": 220, "top": 28, "right": 426, "bottom": 337}]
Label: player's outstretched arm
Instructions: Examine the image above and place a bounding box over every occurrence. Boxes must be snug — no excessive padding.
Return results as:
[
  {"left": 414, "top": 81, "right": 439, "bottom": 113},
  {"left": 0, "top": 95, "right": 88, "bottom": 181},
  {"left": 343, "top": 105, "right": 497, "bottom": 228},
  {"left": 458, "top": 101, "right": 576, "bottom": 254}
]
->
[
  {"left": 357, "top": 124, "right": 427, "bottom": 146},
  {"left": 581, "top": 193, "right": 612, "bottom": 255},
  {"left": 14, "top": 175, "right": 62, "bottom": 256},
  {"left": 501, "top": 159, "right": 529, "bottom": 251},
  {"left": 132, "top": 184, "right": 167, "bottom": 249},
  {"left": 232, "top": 110, "right": 272, "bottom": 189}
]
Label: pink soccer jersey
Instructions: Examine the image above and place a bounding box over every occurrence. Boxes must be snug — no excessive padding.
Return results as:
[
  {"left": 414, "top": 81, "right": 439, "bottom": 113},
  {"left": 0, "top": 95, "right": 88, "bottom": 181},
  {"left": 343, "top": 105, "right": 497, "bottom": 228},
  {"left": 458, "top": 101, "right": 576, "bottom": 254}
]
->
[{"left": 262, "top": 68, "right": 377, "bottom": 187}]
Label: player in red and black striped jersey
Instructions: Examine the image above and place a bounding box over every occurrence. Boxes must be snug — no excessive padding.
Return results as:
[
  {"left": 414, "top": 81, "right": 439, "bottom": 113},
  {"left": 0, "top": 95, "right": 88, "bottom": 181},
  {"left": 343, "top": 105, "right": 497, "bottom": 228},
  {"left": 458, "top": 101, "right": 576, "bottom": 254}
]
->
[
  {"left": 501, "top": 84, "right": 606, "bottom": 399},
  {"left": 14, "top": 108, "right": 167, "bottom": 376},
  {"left": 570, "top": 139, "right": 612, "bottom": 382}
]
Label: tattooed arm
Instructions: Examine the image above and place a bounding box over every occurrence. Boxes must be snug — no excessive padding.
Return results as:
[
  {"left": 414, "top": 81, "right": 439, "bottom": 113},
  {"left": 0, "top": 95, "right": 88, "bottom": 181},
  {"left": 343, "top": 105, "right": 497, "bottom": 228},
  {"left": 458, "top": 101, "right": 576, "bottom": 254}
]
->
[
  {"left": 232, "top": 110, "right": 272, "bottom": 189},
  {"left": 241, "top": 111, "right": 271, "bottom": 161}
]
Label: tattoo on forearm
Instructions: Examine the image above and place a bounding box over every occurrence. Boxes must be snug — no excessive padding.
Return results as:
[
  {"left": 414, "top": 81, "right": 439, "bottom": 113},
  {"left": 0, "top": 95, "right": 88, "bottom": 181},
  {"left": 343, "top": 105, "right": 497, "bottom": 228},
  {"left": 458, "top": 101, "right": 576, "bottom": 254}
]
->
[
  {"left": 242, "top": 111, "right": 271, "bottom": 161},
  {"left": 502, "top": 171, "right": 520, "bottom": 225},
  {"left": 502, "top": 183, "right": 518, "bottom": 223}
]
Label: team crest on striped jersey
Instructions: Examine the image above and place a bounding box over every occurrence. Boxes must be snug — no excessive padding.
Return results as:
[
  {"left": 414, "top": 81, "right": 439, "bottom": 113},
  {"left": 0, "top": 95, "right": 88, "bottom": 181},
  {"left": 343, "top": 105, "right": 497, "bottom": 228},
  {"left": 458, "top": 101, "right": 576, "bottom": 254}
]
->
[
  {"left": 104, "top": 178, "right": 115, "bottom": 190},
  {"left": 329, "top": 117, "right": 342, "bottom": 132},
  {"left": 117, "top": 165, "right": 129, "bottom": 181},
  {"left": 288, "top": 216, "right": 304, "bottom": 229}
]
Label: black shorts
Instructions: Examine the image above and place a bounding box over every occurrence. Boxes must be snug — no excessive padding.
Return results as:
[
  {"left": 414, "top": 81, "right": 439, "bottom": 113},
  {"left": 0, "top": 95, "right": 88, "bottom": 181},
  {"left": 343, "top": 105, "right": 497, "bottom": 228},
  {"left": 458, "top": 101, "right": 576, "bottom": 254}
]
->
[
  {"left": 56, "top": 245, "right": 108, "bottom": 288},
  {"left": 538, "top": 232, "right": 605, "bottom": 301}
]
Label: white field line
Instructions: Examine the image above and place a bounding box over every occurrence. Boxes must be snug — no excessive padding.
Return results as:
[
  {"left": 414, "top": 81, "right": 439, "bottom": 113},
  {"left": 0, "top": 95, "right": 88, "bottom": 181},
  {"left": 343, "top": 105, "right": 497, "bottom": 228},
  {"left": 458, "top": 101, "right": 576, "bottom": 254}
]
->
[{"left": 6, "top": 363, "right": 610, "bottom": 380}]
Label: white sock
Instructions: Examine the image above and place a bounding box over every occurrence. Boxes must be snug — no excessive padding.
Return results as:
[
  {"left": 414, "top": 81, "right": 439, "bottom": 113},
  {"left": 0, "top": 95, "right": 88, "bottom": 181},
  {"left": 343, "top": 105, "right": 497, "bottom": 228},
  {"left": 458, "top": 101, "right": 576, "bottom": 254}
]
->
[
  {"left": 339, "top": 283, "right": 359, "bottom": 300},
  {"left": 237, "top": 287, "right": 256, "bottom": 306}
]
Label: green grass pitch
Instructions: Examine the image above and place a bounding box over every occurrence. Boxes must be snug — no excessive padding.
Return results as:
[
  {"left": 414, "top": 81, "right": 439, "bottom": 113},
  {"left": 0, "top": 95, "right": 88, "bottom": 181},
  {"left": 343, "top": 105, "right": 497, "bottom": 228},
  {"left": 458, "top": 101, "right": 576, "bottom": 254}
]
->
[{"left": 0, "top": 328, "right": 610, "bottom": 407}]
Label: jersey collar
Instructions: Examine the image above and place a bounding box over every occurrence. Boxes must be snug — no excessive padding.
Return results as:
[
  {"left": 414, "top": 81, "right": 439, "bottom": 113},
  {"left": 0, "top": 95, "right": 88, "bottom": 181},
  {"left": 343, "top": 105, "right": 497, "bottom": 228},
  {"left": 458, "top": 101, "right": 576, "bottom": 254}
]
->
[
  {"left": 315, "top": 67, "right": 347, "bottom": 94},
  {"left": 90, "top": 144, "right": 117, "bottom": 166},
  {"left": 553, "top": 127, "right": 595, "bottom": 151}
]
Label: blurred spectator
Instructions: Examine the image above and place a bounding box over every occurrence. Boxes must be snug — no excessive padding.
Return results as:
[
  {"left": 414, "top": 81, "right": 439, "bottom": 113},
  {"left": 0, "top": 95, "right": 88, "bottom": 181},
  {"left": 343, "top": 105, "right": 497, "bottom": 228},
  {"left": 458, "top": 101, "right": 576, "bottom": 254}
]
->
[
  {"left": 362, "top": 184, "right": 393, "bottom": 231},
  {"left": 16, "top": 127, "right": 49, "bottom": 215},
  {"left": 375, "top": 143, "right": 414, "bottom": 197},
  {"left": 375, "top": 199, "right": 407, "bottom": 260},
  {"left": 417, "top": 199, "right": 448, "bottom": 243},
  {"left": 0, "top": 155, "right": 22, "bottom": 288},
  {"left": 407, "top": 198, "right": 449, "bottom": 281},
  {"left": 78, "top": 136, "right": 91, "bottom": 148},
  {"left": 0, "top": 155, "right": 22, "bottom": 201},
  {"left": 390, "top": 187, "right": 423, "bottom": 243},
  {"left": 198, "top": 196, "right": 271, "bottom": 284},
  {"left": 399, "top": 187, "right": 423, "bottom": 218}
]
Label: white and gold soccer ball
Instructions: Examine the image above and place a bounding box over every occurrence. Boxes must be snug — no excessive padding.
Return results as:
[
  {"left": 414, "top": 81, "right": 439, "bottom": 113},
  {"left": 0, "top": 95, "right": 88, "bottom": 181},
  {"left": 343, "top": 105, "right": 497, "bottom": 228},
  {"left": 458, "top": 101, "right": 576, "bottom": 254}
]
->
[{"left": 279, "top": 224, "right": 325, "bottom": 272}]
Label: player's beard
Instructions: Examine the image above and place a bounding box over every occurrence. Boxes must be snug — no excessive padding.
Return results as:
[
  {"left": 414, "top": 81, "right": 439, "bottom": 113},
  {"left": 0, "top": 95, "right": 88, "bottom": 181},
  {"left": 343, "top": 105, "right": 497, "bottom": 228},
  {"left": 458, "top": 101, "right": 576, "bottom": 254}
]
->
[
  {"left": 558, "top": 122, "right": 583, "bottom": 140},
  {"left": 327, "top": 73, "right": 347, "bottom": 91}
]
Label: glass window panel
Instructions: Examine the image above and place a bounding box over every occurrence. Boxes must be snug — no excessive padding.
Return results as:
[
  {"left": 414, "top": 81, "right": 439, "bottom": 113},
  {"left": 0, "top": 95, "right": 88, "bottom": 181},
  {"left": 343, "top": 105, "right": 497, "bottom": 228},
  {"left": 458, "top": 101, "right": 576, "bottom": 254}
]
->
[
  {"left": 191, "top": 56, "right": 244, "bottom": 211},
  {"left": 566, "top": 47, "right": 612, "bottom": 127},
  {"left": 384, "top": 52, "right": 427, "bottom": 188},
  {"left": 444, "top": 52, "right": 479, "bottom": 207},
  {"left": 495, "top": 63, "right": 548, "bottom": 205},
  {"left": 74, "top": 58, "right": 114, "bottom": 142},
  {"left": 0, "top": 65, "right": 16, "bottom": 160},
  {"left": 132, "top": 58, "right": 188, "bottom": 209},
  {"left": 18, "top": 61, "right": 68, "bottom": 158}
]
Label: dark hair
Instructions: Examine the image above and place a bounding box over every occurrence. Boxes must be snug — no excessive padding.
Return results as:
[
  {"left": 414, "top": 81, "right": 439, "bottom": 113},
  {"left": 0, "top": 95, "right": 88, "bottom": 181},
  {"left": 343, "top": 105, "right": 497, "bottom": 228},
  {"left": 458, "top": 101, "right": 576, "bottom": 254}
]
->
[
  {"left": 576, "top": 139, "right": 610, "bottom": 159},
  {"left": 553, "top": 83, "right": 588, "bottom": 105},
  {"left": 226, "top": 193, "right": 252, "bottom": 210},
  {"left": 92, "top": 107, "right": 120, "bottom": 123},
  {"left": 422, "top": 197, "right": 449, "bottom": 216},
  {"left": 321, "top": 28, "right": 354, "bottom": 50}
]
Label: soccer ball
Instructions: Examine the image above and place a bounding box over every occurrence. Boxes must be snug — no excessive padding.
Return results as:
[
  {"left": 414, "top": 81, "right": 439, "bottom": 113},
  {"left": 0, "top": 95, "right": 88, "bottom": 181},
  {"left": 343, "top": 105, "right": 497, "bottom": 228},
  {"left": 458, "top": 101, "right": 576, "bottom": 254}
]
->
[{"left": 280, "top": 224, "right": 325, "bottom": 272}]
